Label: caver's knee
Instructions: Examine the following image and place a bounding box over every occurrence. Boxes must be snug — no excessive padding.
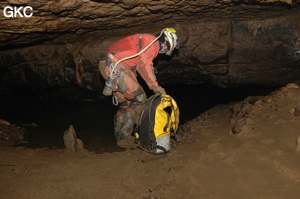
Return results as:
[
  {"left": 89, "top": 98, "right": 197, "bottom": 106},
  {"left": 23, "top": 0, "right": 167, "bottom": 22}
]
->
[
  {"left": 115, "top": 93, "right": 146, "bottom": 129},
  {"left": 116, "top": 100, "right": 129, "bottom": 116},
  {"left": 126, "top": 93, "right": 146, "bottom": 112},
  {"left": 125, "top": 93, "right": 147, "bottom": 124},
  {"left": 135, "top": 92, "right": 147, "bottom": 104}
]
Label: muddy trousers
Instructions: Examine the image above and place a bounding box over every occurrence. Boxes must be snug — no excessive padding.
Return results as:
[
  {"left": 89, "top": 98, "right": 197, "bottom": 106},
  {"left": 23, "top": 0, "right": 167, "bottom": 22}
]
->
[{"left": 114, "top": 93, "right": 146, "bottom": 149}]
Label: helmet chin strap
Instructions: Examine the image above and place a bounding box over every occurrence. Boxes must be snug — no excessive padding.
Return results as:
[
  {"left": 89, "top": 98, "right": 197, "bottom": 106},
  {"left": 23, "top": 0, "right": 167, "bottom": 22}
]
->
[
  {"left": 159, "top": 41, "right": 163, "bottom": 51},
  {"left": 159, "top": 42, "right": 167, "bottom": 54}
]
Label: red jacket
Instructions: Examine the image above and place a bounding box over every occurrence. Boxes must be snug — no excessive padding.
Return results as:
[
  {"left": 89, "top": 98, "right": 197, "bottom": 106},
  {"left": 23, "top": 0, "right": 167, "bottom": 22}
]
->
[{"left": 108, "top": 33, "right": 159, "bottom": 89}]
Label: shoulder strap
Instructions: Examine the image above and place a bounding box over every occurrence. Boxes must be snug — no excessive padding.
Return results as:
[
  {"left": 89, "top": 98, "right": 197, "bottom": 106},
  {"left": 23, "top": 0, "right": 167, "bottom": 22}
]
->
[
  {"left": 137, "top": 33, "right": 144, "bottom": 52},
  {"left": 134, "top": 93, "right": 161, "bottom": 146}
]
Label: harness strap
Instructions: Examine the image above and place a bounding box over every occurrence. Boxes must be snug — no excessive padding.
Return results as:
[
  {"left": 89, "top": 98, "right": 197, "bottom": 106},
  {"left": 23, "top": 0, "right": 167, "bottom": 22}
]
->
[
  {"left": 108, "top": 52, "right": 115, "bottom": 60},
  {"left": 137, "top": 33, "right": 144, "bottom": 52},
  {"left": 112, "top": 92, "right": 118, "bottom": 106},
  {"left": 130, "top": 33, "right": 144, "bottom": 73}
]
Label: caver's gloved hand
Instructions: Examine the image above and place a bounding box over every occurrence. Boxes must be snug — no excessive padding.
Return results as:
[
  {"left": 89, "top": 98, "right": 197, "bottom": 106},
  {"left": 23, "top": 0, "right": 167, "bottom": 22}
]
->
[{"left": 152, "top": 86, "right": 166, "bottom": 95}]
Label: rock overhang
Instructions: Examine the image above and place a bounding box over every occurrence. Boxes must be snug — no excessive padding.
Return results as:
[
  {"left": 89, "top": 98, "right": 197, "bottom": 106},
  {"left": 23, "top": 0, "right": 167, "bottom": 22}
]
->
[
  {"left": 0, "top": 0, "right": 300, "bottom": 102},
  {"left": 0, "top": 0, "right": 298, "bottom": 48}
]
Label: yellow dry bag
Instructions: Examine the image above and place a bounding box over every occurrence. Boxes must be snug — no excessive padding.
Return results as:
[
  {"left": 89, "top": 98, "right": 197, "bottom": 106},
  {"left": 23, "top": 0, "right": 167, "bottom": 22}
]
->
[{"left": 135, "top": 93, "right": 180, "bottom": 154}]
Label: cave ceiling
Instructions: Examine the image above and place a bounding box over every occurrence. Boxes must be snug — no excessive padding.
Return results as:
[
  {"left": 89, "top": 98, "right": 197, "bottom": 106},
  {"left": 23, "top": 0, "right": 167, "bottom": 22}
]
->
[{"left": 0, "top": 0, "right": 299, "bottom": 48}]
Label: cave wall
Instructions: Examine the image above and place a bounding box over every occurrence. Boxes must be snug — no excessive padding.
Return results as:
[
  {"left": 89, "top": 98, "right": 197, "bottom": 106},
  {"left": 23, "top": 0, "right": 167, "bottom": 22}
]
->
[
  {"left": 0, "top": 0, "right": 295, "bottom": 49},
  {"left": 158, "top": 15, "right": 300, "bottom": 87},
  {"left": 1, "top": 15, "right": 300, "bottom": 94},
  {"left": 0, "top": 1, "right": 300, "bottom": 102}
]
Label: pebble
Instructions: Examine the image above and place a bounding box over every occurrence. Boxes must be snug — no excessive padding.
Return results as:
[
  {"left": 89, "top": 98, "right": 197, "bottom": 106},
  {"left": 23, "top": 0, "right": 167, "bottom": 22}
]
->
[
  {"left": 297, "top": 136, "right": 300, "bottom": 151},
  {"left": 232, "top": 121, "right": 245, "bottom": 134},
  {"left": 294, "top": 105, "right": 300, "bottom": 117}
]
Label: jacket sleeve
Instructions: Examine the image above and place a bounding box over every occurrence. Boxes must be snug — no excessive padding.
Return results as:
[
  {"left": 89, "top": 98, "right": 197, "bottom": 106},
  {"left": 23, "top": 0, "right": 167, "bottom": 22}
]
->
[{"left": 136, "top": 53, "right": 159, "bottom": 89}]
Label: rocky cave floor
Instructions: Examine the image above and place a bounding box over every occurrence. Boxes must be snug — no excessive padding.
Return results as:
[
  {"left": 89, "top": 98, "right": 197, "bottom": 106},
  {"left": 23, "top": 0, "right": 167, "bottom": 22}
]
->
[{"left": 1, "top": 83, "right": 300, "bottom": 199}]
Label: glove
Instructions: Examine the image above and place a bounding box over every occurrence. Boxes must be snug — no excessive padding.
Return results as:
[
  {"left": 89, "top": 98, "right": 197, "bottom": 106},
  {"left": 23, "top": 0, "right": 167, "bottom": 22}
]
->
[{"left": 152, "top": 86, "right": 166, "bottom": 95}]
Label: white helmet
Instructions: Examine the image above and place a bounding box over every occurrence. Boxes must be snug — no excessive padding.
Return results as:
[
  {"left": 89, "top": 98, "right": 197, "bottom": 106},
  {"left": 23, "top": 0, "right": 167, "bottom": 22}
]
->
[{"left": 160, "top": 28, "right": 179, "bottom": 56}]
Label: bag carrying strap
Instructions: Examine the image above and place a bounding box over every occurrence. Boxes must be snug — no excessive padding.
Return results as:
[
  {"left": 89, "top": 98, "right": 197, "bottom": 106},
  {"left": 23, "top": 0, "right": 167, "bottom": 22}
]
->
[{"left": 137, "top": 33, "right": 144, "bottom": 52}]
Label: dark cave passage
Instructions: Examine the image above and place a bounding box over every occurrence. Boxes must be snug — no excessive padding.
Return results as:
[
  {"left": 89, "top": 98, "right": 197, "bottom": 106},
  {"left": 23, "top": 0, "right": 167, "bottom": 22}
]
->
[{"left": 0, "top": 84, "right": 279, "bottom": 154}]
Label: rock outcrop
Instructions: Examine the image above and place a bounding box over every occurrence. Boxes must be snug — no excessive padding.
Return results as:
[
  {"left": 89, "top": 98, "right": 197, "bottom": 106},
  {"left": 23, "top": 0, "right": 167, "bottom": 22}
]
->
[{"left": 0, "top": 0, "right": 300, "bottom": 102}]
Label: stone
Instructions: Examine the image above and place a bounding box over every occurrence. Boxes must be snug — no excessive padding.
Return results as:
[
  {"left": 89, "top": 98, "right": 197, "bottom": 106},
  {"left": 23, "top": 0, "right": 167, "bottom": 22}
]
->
[
  {"left": 294, "top": 105, "right": 300, "bottom": 117},
  {"left": 231, "top": 121, "right": 245, "bottom": 135},
  {"left": 63, "top": 125, "right": 85, "bottom": 152},
  {"left": 63, "top": 125, "right": 77, "bottom": 152},
  {"left": 76, "top": 138, "right": 85, "bottom": 152},
  {"left": 0, "top": 119, "right": 10, "bottom": 126},
  {"left": 297, "top": 136, "right": 300, "bottom": 151}
]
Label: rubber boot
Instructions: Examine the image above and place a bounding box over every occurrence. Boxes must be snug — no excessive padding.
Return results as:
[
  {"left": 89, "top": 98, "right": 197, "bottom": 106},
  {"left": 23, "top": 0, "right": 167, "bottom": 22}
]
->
[
  {"left": 116, "top": 93, "right": 146, "bottom": 148},
  {"left": 114, "top": 94, "right": 146, "bottom": 149},
  {"left": 115, "top": 111, "right": 138, "bottom": 149},
  {"left": 114, "top": 101, "right": 137, "bottom": 149},
  {"left": 130, "top": 93, "right": 146, "bottom": 124}
]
